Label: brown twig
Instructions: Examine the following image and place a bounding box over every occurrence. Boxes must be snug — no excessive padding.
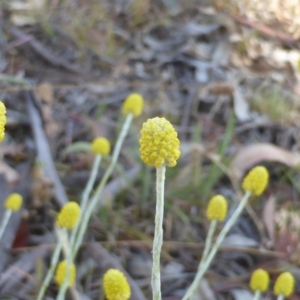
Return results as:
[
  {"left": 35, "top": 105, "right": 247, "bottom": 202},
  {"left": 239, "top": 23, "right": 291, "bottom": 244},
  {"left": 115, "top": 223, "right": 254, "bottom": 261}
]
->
[
  {"left": 9, "top": 27, "right": 84, "bottom": 74},
  {"left": 232, "top": 14, "right": 300, "bottom": 48}
]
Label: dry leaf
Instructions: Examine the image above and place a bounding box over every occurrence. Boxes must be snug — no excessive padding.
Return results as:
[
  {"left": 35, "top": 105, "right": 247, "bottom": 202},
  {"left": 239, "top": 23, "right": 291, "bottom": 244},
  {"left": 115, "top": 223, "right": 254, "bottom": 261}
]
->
[
  {"left": 262, "top": 195, "right": 276, "bottom": 244},
  {"left": 230, "top": 143, "right": 300, "bottom": 180},
  {"left": 233, "top": 86, "right": 250, "bottom": 121},
  {"left": 9, "top": 0, "right": 46, "bottom": 26},
  {"left": 230, "top": 289, "right": 253, "bottom": 300},
  {"left": 36, "top": 83, "right": 54, "bottom": 105},
  {"left": 0, "top": 161, "right": 19, "bottom": 184},
  {"left": 31, "top": 163, "right": 53, "bottom": 207},
  {"left": 207, "top": 82, "right": 234, "bottom": 95},
  {"left": 274, "top": 228, "right": 298, "bottom": 255},
  {"left": 222, "top": 234, "right": 259, "bottom": 248},
  {"left": 42, "top": 106, "right": 62, "bottom": 138}
]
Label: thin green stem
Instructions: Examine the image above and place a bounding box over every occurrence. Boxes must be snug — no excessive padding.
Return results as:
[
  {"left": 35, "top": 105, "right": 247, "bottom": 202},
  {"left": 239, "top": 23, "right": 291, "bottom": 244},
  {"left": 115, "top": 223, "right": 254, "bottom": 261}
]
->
[
  {"left": 70, "top": 155, "right": 102, "bottom": 250},
  {"left": 72, "top": 114, "right": 133, "bottom": 258},
  {"left": 36, "top": 236, "right": 63, "bottom": 300},
  {"left": 152, "top": 165, "right": 166, "bottom": 300},
  {"left": 200, "top": 220, "right": 217, "bottom": 266},
  {"left": 182, "top": 191, "right": 252, "bottom": 300},
  {"left": 277, "top": 294, "right": 285, "bottom": 300},
  {"left": 253, "top": 290, "right": 261, "bottom": 300},
  {"left": 0, "top": 210, "right": 12, "bottom": 241}
]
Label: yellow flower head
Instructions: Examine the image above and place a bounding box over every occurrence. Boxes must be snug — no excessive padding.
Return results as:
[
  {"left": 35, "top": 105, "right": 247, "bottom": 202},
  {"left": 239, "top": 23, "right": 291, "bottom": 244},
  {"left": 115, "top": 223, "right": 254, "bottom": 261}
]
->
[
  {"left": 57, "top": 201, "right": 80, "bottom": 230},
  {"left": 4, "top": 193, "right": 23, "bottom": 212},
  {"left": 122, "top": 93, "right": 144, "bottom": 118},
  {"left": 206, "top": 195, "right": 228, "bottom": 222},
  {"left": 0, "top": 101, "right": 7, "bottom": 142},
  {"left": 54, "top": 260, "right": 76, "bottom": 287},
  {"left": 242, "top": 166, "right": 269, "bottom": 196},
  {"left": 91, "top": 137, "right": 111, "bottom": 156},
  {"left": 103, "top": 269, "right": 131, "bottom": 300},
  {"left": 139, "top": 117, "right": 181, "bottom": 168},
  {"left": 274, "top": 272, "right": 295, "bottom": 297},
  {"left": 249, "top": 269, "right": 270, "bottom": 293}
]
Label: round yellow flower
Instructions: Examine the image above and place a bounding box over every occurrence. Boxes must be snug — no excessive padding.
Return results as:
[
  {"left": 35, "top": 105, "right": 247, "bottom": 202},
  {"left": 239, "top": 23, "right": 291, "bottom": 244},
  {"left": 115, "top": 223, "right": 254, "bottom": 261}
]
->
[
  {"left": 91, "top": 137, "right": 111, "bottom": 156},
  {"left": 206, "top": 195, "right": 228, "bottom": 222},
  {"left": 4, "top": 193, "right": 23, "bottom": 212},
  {"left": 103, "top": 269, "right": 131, "bottom": 300},
  {"left": 122, "top": 93, "right": 144, "bottom": 118},
  {"left": 139, "top": 117, "right": 181, "bottom": 167},
  {"left": 242, "top": 166, "right": 269, "bottom": 196},
  {"left": 54, "top": 260, "right": 76, "bottom": 287},
  {"left": 57, "top": 201, "right": 80, "bottom": 230},
  {"left": 249, "top": 269, "right": 270, "bottom": 293},
  {"left": 0, "top": 101, "right": 7, "bottom": 142},
  {"left": 274, "top": 272, "right": 295, "bottom": 297}
]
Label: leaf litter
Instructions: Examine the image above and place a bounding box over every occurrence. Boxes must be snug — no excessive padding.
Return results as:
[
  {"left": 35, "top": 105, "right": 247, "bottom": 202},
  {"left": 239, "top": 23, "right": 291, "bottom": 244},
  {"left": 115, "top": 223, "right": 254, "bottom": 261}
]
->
[{"left": 1, "top": 0, "right": 300, "bottom": 299}]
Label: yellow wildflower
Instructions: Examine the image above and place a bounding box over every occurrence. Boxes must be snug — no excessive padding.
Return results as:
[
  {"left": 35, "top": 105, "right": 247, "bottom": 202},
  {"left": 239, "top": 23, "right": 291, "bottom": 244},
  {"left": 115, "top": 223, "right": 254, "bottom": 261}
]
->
[
  {"left": 206, "top": 195, "right": 228, "bottom": 222},
  {"left": 122, "top": 93, "right": 144, "bottom": 117},
  {"left": 242, "top": 166, "right": 269, "bottom": 196},
  {"left": 91, "top": 137, "right": 111, "bottom": 156},
  {"left": 103, "top": 269, "right": 131, "bottom": 300},
  {"left": 57, "top": 201, "right": 80, "bottom": 230},
  {"left": 250, "top": 269, "right": 270, "bottom": 293},
  {"left": 0, "top": 101, "right": 6, "bottom": 142},
  {"left": 4, "top": 193, "right": 23, "bottom": 212},
  {"left": 139, "top": 117, "right": 181, "bottom": 167},
  {"left": 274, "top": 272, "right": 295, "bottom": 297},
  {"left": 54, "top": 260, "right": 76, "bottom": 287}
]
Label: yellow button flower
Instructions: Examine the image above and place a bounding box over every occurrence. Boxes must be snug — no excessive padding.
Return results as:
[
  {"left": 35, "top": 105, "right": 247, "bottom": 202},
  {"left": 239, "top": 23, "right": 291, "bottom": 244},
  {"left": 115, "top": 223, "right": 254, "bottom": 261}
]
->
[
  {"left": 57, "top": 201, "right": 80, "bottom": 230},
  {"left": 0, "top": 101, "right": 7, "bottom": 142},
  {"left": 206, "top": 195, "right": 228, "bottom": 222},
  {"left": 91, "top": 137, "right": 111, "bottom": 156},
  {"left": 54, "top": 260, "right": 76, "bottom": 287},
  {"left": 4, "top": 193, "right": 23, "bottom": 212},
  {"left": 103, "top": 269, "right": 131, "bottom": 300},
  {"left": 242, "top": 166, "right": 269, "bottom": 196},
  {"left": 249, "top": 269, "right": 270, "bottom": 293},
  {"left": 139, "top": 117, "right": 181, "bottom": 167},
  {"left": 274, "top": 272, "right": 295, "bottom": 297},
  {"left": 122, "top": 93, "right": 144, "bottom": 117}
]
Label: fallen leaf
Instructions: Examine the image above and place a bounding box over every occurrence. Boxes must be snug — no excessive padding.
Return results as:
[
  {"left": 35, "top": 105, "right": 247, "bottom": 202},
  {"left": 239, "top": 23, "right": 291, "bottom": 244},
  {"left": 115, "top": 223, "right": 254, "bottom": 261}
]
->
[
  {"left": 9, "top": 0, "right": 46, "bottom": 26},
  {"left": 233, "top": 86, "right": 250, "bottom": 122},
  {"left": 207, "top": 82, "right": 234, "bottom": 95},
  {"left": 230, "top": 289, "right": 253, "bottom": 300},
  {"left": 0, "top": 161, "right": 19, "bottom": 184},
  {"left": 31, "top": 163, "right": 53, "bottom": 207},
  {"left": 222, "top": 234, "right": 259, "bottom": 248},
  {"left": 262, "top": 195, "right": 276, "bottom": 244},
  {"left": 274, "top": 228, "right": 298, "bottom": 255},
  {"left": 36, "top": 82, "right": 54, "bottom": 105},
  {"left": 230, "top": 143, "right": 300, "bottom": 180}
]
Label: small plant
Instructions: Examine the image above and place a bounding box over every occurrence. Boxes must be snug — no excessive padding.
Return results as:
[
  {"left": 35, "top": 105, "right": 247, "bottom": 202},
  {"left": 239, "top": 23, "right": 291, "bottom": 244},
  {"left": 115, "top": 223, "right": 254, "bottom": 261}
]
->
[
  {"left": 249, "top": 269, "right": 270, "bottom": 300},
  {"left": 182, "top": 166, "right": 269, "bottom": 299},
  {"left": 37, "top": 201, "right": 80, "bottom": 300},
  {"left": 103, "top": 268, "right": 131, "bottom": 300},
  {"left": 72, "top": 93, "right": 144, "bottom": 258},
  {"left": 139, "top": 117, "right": 181, "bottom": 300},
  {"left": 273, "top": 272, "right": 295, "bottom": 300},
  {"left": 31, "top": 92, "right": 296, "bottom": 300},
  {"left": 54, "top": 260, "right": 76, "bottom": 287},
  {"left": 0, "top": 193, "right": 23, "bottom": 242}
]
